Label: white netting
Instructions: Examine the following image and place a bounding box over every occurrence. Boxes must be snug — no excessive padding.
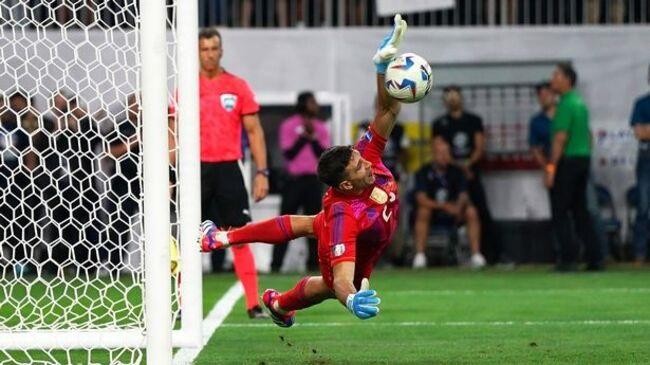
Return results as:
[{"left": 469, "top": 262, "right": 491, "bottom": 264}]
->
[{"left": 0, "top": 1, "right": 179, "bottom": 363}]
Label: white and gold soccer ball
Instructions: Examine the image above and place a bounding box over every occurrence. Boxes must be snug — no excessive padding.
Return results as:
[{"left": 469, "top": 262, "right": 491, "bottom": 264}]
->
[{"left": 384, "top": 53, "right": 433, "bottom": 103}]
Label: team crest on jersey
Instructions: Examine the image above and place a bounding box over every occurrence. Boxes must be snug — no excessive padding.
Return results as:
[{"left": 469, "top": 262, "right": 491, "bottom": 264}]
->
[
  {"left": 332, "top": 243, "right": 346, "bottom": 257},
  {"left": 369, "top": 187, "right": 388, "bottom": 204},
  {"left": 220, "top": 94, "right": 237, "bottom": 112},
  {"left": 363, "top": 131, "right": 373, "bottom": 142}
]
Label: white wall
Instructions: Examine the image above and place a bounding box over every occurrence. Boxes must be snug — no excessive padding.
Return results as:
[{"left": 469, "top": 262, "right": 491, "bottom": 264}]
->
[{"left": 219, "top": 27, "right": 650, "bottom": 125}]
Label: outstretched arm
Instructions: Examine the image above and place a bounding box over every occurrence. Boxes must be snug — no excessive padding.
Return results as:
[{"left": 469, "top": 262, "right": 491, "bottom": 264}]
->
[
  {"left": 332, "top": 262, "right": 357, "bottom": 305},
  {"left": 372, "top": 74, "right": 401, "bottom": 139},
  {"left": 370, "top": 14, "right": 407, "bottom": 139}
]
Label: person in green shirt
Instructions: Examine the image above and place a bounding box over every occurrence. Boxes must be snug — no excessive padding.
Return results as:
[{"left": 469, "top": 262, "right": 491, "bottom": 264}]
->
[{"left": 545, "top": 62, "right": 604, "bottom": 271}]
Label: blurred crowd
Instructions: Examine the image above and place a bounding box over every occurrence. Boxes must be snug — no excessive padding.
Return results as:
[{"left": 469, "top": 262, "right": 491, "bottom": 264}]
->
[
  {"left": 399, "top": 63, "right": 649, "bottom": 271},
  {"left": 2, "top": 0, "right": 648, "bottom": 29},
  {"left": 202, "top": 0, "right": 649, "bottom": 27},
  {"left": 0, "top": 89, "right": 175, "bottom": 277}
]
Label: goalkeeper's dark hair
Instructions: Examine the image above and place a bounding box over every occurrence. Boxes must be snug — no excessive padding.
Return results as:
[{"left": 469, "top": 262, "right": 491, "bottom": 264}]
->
[
  {"left": 318, "top": 145, "right": 354, "bottom": 187},
  {"left": 199, "top": 27, "right": 222, "bottom": 44}
]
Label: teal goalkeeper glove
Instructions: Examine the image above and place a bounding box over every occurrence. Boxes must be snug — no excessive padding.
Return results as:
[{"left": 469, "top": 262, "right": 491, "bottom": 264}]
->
[
  {"left": 346, "top": 289, "right": 381, "bottom": 320},
  {"left": 372, "top": 14, "right": 408, "bottom": 74}
]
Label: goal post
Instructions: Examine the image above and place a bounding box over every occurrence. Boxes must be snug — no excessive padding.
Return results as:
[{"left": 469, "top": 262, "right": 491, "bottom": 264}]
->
[
  {"left": 176, "top": 0, "right": 203, "bottom": 349},
  {"left": 0, "top": 0, "right": 202, "bottom": 363},
  {"left": 141, "top": 0, "right": 173, "bottom": 362}
]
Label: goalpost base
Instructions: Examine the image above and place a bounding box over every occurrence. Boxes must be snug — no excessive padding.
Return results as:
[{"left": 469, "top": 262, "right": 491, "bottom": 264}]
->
[{"left": 0, "top": 329, "right": 201, "bottom": 350}]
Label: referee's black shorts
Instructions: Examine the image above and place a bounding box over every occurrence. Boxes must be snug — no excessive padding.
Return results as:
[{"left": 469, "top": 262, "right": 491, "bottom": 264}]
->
[{"left": 201, "top": 161, "right": 251, "bottom": 228}]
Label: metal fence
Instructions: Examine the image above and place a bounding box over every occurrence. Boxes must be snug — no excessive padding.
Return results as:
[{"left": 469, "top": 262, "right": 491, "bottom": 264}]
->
[{"left": 199, "top": 0, "right": 649, "bottom": 28}]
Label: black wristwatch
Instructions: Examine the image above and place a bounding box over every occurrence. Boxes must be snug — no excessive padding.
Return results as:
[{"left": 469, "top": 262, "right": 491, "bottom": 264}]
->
[{"left": 256, "top": 168, "right": 270, "bottom": 177}]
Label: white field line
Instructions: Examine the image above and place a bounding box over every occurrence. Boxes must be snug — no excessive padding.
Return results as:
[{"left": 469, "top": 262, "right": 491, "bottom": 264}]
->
[
  {"left": 172, "top": 282, "right": 243, "bottom": 365},
  {"left": 219, "top": 319, "right": 650, "bottom": 329},
  {"left": 384, "top": 287, "right": 650, "bottom": 295}
]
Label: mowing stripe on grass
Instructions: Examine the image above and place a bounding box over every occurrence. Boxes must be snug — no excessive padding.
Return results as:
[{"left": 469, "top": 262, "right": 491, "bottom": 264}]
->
[
  {"left": 172, "top": 282, "right": 243, "bottom": 365},
  {"left": 219, "top": 319, "right": 650, "bottom": 328}
]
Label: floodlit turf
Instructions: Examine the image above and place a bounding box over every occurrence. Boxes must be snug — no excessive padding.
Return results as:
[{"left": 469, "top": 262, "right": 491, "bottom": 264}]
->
[
  {"left": 195, "top": 266, "right": 650, "bottom": 365},
  {"left": 0, "top": 274, "right": 179, "bottom": 365},
  {"left": 2, "top": 266, "right": 650, "bottom": 364}
]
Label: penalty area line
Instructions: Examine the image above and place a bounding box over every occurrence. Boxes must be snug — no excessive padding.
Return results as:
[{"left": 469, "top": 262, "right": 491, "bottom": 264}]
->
[
  {"left": 172, "top": 281, "right": 243, "bottom": 365},
  {"left": 219, "top": 319, "right": 650, "bottom": 328},
  {"left": 387, "top": 287, "right": 650, "bottom": 296}
]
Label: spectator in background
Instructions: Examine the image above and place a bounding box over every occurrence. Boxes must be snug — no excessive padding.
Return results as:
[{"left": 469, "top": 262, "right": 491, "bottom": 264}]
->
[
  {"left": 546, "top": 63, "right": 604, "bottom": 271},
  {"left": 586, "top": 0, "right": 625, "bottom": 24},
  {"left": 530, "top": 82, "right": 608, "bottom": 259},
  {"left": 5, "top": 92, "right": 41, "bottom": 169},
  {"left": 412, "top": 139, "right": 486, "bottom": 269},
  {"left": 104, "top": 93, "right": 141, "bottom": 273},
  {"left": 46, "top": 90, "right": 103, "bottom": 274},
  {"left": 629, "top": 64, "right": 650, "bottom": 266},
  {"left": 0, "top": 91, "right": 42, "bottom": 276},
  {"left": 274, "top": 91, "right": 330, "bottom": 272},
  {"left": 195, "top": 27, "right": 268, "bottom": 319},
  {"left": 431, "top": 85, "right": 504, "bottom": 265},
  {"left": 529, "top": 82, "right": 556, "bottom": 168}
]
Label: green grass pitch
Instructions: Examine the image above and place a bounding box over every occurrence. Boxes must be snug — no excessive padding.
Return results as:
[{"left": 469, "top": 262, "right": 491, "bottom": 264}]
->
[
  {"left": 195, "top": 266, "right": 650, "bottom": 365},
  {"left": 1, "top": 266, "right": 650, "bottom": 364}
]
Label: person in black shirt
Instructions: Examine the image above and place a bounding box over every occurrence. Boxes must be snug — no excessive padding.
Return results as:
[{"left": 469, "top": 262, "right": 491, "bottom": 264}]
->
[
  {"left": 0, "top": 92, "right": 41, "bottom": 276},
  {"left": 412, "top": 139, "right": 486, "bottom": 269},
  {"left": 431, "top": 85, "right": 504, "bottom": 265},
  {"left": 42, "top": 91, "right": 103, "bottom": 275},
  {"left": 103, "top": 93, "right": 141, "bottom": 273}
]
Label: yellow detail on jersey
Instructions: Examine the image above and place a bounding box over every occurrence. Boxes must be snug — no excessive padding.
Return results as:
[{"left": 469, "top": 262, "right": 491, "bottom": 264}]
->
[{"left": 369, "top": 187, "right": 388, "bottom": 204}]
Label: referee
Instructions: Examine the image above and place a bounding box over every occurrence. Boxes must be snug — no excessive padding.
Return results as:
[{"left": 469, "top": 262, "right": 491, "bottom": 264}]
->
[
  {"left": 546, "top": 63, "right": 604, "bottom": 271},
  {"left": 197, "top": 28, "right": 269, "bottom": 318}
]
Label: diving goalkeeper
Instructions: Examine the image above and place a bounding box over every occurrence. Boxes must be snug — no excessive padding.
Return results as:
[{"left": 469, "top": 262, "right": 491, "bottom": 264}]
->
[{"left": 200, "top": 14, "right": 407, "bottom": 327}]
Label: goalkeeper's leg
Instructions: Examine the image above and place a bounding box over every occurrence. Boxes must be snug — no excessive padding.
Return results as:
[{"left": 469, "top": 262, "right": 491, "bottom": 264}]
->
[
  {"left": 200, "top": 215, "right": 315, "bottom": 252},
  {"left": 262, "top": 276, "right": 334, "bottom": 327}
]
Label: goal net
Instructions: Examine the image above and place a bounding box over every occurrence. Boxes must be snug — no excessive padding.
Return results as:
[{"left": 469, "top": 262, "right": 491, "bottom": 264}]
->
[{"left": 0, "top": 1, "right": 201, "bottom": 363}]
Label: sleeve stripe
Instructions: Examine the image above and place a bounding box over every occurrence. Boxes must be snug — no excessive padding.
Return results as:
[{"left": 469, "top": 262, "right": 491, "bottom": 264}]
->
[
  {"left": 368, "top": 125, "right": 387, "bottom": 144},
  {"left": 331, "top": 204, "right": 344, "bottom": 246}
]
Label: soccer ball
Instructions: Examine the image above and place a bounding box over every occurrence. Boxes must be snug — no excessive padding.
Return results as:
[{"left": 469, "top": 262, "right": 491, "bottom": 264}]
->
[{"left": 384, "top": 53, "right": 433, "bottom": 103}]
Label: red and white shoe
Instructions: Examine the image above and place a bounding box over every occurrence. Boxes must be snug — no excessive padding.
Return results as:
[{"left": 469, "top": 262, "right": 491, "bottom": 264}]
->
[
  {"left": 199, "top": 220, "right": 230, "bottom": 252},
  {"left": 262, "top": 289, "right": 295, "bottom": 328}
]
